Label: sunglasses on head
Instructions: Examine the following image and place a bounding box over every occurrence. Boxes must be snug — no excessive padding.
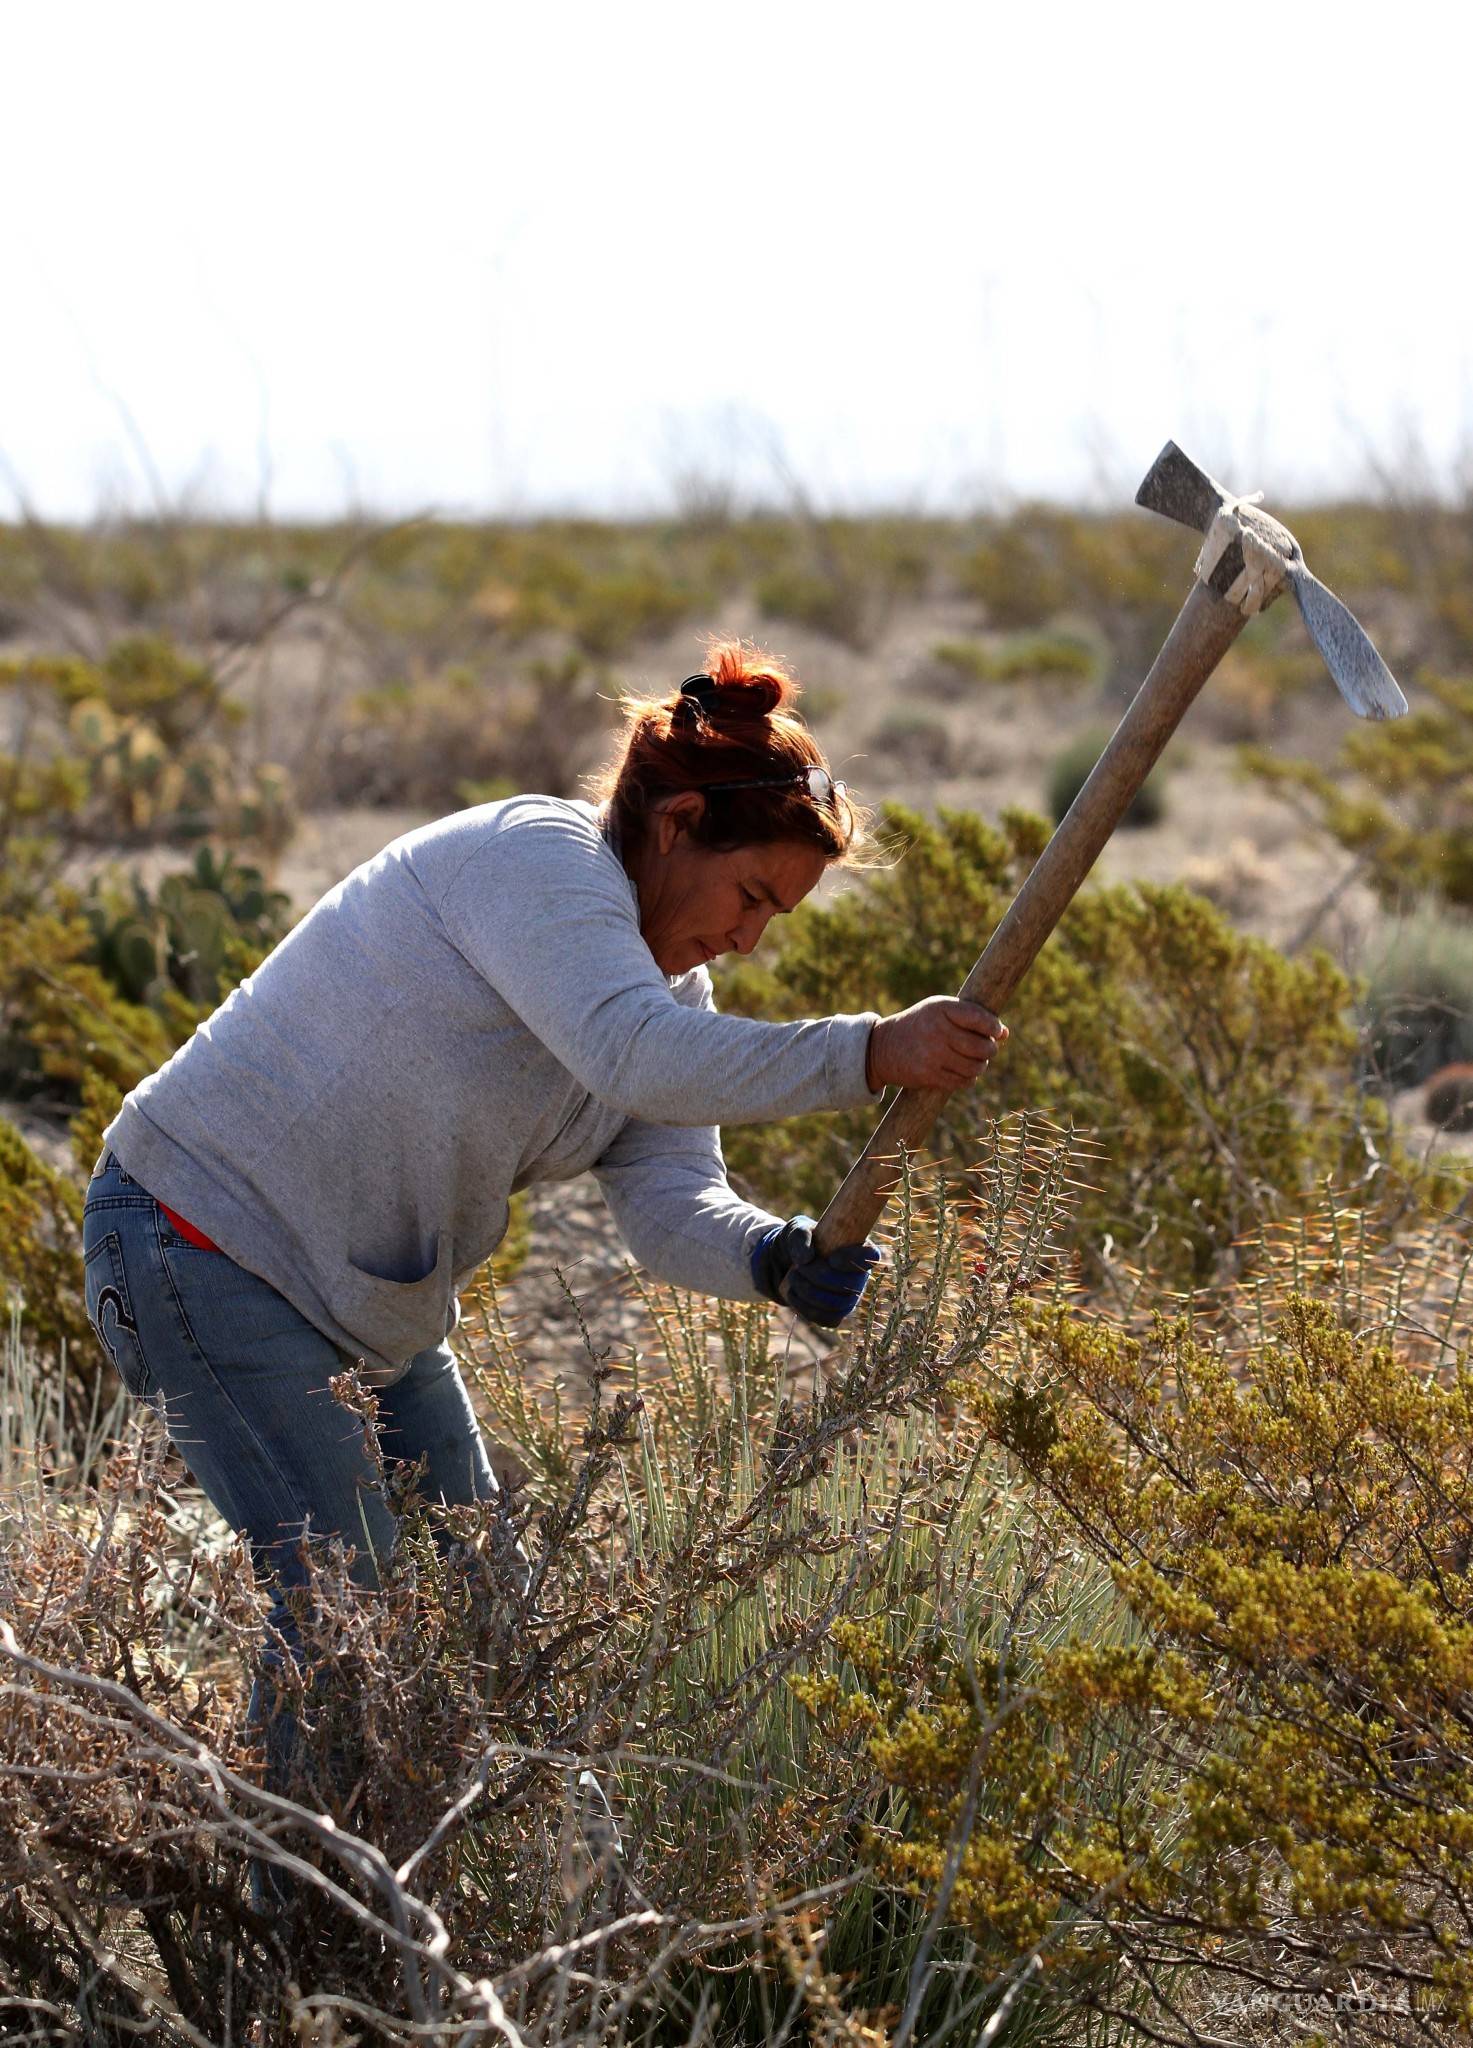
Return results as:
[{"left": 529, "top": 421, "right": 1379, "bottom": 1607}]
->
[{"left": 701, "top": 766, "right": 849, "bottom": 809}]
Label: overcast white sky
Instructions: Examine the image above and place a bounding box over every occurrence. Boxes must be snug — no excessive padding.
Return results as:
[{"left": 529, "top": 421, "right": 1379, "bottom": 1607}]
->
[{"left": 2, "top": 2, "right": 1467, "bottom": 521}]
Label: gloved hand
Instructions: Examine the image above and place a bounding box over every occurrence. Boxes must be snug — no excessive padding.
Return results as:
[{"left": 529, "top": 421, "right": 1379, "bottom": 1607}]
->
[{"left": 750, "top": 1214, "right": 882, "bottom": 1328}]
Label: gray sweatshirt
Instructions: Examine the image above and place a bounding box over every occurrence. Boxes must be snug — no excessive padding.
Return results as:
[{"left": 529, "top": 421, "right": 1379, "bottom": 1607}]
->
[{"left": 104, "top": 794, "right": 883, "bottom": 1382}]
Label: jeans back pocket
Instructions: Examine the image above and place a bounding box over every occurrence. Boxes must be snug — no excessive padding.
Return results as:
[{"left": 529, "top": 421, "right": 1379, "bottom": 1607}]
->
[{"left": 83, "top": 1230, "right": 153, "bottom": 1401}]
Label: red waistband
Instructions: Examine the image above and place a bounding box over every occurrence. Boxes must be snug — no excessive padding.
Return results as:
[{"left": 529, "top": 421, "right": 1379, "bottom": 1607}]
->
[{"left": 157, "top": 1200, "right": 221, "bottom": 1252}]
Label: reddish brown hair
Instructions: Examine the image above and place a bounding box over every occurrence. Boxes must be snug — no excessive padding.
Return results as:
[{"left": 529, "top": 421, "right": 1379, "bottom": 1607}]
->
[{"left": 589, "top": 637, "right": 870, "bottom": 864}]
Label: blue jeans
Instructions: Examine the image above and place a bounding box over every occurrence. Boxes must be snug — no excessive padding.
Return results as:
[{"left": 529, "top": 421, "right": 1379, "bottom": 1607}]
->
[{"left": 81, "top": 1147, "right": 507, "bottom": 1803}]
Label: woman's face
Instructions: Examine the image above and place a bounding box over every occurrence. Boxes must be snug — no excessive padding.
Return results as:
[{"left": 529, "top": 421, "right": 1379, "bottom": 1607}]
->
[{"left": 633, "top": 793, "right": 829, "bottom": 976}]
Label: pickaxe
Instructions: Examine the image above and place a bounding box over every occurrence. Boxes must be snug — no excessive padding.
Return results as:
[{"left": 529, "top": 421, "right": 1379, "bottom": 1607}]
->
[{"left": 813, "top": 440, "right": 1408, "bottom": 1257}]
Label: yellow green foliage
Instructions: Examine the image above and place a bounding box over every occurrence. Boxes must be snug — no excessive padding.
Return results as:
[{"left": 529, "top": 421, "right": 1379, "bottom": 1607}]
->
[
  {"left": 929, "top": 630, "right": 1099, "bottom": 687},
  {"left": 796, "top": 1225, "right": 1473, "bottom": 2028},
  {"left": 1243, "top": 672, "right": 1473, "bottom": 911},
  {"left": 0, "top": 894, "right": 226, "bottom": 1377},
  {"left": 717, "top": 803, "right": 1452, "bottom": 1282}
]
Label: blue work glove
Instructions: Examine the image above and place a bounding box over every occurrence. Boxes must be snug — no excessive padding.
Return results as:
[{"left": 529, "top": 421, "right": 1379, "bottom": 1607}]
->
[{"left": 749, "top": 1214, "right": 882, "bottom": 1329}]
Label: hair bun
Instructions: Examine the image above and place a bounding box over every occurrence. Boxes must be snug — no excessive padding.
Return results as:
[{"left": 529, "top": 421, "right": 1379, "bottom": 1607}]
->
[
  {"left": 673, "top": 651, "right": 791, "bottom": 734},
  {"left": 703, "top": 640, "right": 795, "bottom": 720},
  {"left": 713, "top": 671, "right": 785, "bottom": 721}
]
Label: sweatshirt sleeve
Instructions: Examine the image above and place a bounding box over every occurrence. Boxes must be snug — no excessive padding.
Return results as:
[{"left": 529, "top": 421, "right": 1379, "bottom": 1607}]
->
[
  {"left": 591, "top": 1114, "right": 781, "bottom": 1301},
  {"left": 590, "top": 965, "right": 791, "bottom": 1298},
  {"left": 433, "top": 802, "right": 885, "bottom": 1128}
]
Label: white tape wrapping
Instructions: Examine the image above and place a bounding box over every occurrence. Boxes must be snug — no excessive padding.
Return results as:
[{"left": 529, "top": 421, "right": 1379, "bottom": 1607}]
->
[{"left": 1194, "top": 499, "right": 1289, "bottom": 617}]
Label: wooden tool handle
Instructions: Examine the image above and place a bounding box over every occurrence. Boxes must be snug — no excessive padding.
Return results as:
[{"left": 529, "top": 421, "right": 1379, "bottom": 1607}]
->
[{"left": 813, "top": 580, "right": 1247, "bottom": 1256}]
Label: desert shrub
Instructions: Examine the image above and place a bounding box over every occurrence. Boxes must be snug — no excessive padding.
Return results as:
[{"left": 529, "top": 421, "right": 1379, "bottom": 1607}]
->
[
  {"left": 911, "top": 638, "right": 993, "bottom": 701},
  {"left": 1359, "top": 907, "right": 1473, "bottom": 1088},
  {"left": 0, "top": 842, "right": 287, "bottom": 1378},
  {"left": 757, "top": 520, "right": 930, "bottom": 651},
  {"left": 0, "top": 894, "right": 211, "bottom": 1372},
  {"left": 798, "top": 1199, "right": 1473, "bottom": 2038},
  {"left": 919, "top": 632, "right": 1099, "bottom": 700},
  {"left": 1426, "top": 1063, "right": 1473, "bottom": 1132},
  {"left": 1242, "top": 671, "right": 1473, "bottom": 913},
  {"left": 981, "top": 628, "right": 1098, "bottom": 683},
  {"left": 0, "top": 903, "right": 185, "bottom": 1106},
  {"left": 566, "top": 567, "right": 696, "bottom": 657},
  {"left": 958, "top": 510, "right": 1184, "bottom": 684},
  {"left": 716, "top": 803, "right": 1460, "bottom": 1284},
  {"left": 959, "top": 516, "right": 1072, "bottom": 630},
  {"left": 0, "top": 1116, "right": 92, "bottom": 1369},
  {"left": 1046, "top": 725, "right": 1166, "bottom": 828},
  {"left": 318, "top": 652, "right": 615, "bottom": 809},
  {"left": 418, "top": 529, "right": 706, "bottom": 656},
  {"left": 865, "top": 707, "right": 957, "bottom": 777},
  {"left": 755, "top": 561, "right": 861, "bottom": 642}
]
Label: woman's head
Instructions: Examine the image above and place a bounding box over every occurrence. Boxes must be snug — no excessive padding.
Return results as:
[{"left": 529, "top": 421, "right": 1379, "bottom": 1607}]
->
[{"left": 590, "top": 638, "right": 871, "bottom": 975}]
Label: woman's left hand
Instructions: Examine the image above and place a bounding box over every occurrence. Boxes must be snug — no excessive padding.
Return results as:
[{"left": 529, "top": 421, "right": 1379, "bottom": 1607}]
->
[{"left": 750, "top": 1215, "right": 882, "bottom": 1327}]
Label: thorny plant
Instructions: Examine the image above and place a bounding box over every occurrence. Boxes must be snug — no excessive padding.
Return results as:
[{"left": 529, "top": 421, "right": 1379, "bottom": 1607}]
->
[
  {"left": 6, "top": 1131, "right": 1468, "bottom": 2045},
  {"left": 0, "top": 1123, "right": 1103, "bottom": 2046}
]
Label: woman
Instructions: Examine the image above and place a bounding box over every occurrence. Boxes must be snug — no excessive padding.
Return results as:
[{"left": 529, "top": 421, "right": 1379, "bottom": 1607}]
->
[{"left": 81, "top": 640, "right": 1007, "bottom": 1793}]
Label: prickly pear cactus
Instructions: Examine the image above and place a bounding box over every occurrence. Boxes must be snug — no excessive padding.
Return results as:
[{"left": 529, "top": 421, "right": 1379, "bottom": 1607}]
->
[
  {"left": 6, "top": 636, "right": 298, "bottom": 855},
  {"left": 79, "top": 853, "right": 294, "bottom": 1016}
]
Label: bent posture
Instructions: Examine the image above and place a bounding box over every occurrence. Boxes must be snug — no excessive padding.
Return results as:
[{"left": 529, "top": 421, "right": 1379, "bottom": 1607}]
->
[{"left": 81, "top": 641, "right": 1007, "bottom": 1827}]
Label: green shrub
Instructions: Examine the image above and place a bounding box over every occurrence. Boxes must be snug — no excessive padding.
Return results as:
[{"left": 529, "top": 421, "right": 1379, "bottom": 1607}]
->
[
  {"left": 567, "top": 567, "right": 695, "bottom": 657},
  {"left": 865, "top": 707, "right": 956, "bottom": 776},
  {"left": 922, "top": 631, "right": 1099, "bottom": 698},
  {"left": 755, "top": 562, "right": 866, "bottom": 645},
  {"left": 0, "top": 897, "right": 196, "bottom": 1372},
  {"left": 1242, "top": 673, "right": 1473, "bottom": 912},
  {"left": 802, "top": 1208, "right": 1473, "bottom": 2035},
  {"left": 1047, "top": 725, "right": 1166, "bottom": 827},
  {"left": 1359, "top": 907, "right": 1473, "bottom": 1087},
  {"left": 959, "top": 516, "right": 1072, "bottom": 629},
  {"left": 757, "top": 521, "right": 930, "bottom": 651},
  {"left": 716, "top": 803, "right": 1459, "bottom": 1283}
]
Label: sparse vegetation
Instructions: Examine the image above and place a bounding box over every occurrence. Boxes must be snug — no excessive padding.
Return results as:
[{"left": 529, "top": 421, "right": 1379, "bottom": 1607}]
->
[
  {"left": 317, "top": 651, "right": 615, "bottom": 810},
  {"left": 866, "top": 706, "right": 958, "bottom": 777},
  {"left": 927, "top": 630, "right": 1099, "bottom": 690}
]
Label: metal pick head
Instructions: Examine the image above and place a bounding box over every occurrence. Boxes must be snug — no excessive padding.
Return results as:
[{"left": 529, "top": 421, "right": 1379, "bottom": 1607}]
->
[
  {"left": 1135, "top": 440, "right": 1229, "bottom": 532},
  {"left": 1283, "top": 562, "right": 1408, "bottom": 721},
  {"left": 1135, "top": 440, "right": 1408, "bottom": 722}
]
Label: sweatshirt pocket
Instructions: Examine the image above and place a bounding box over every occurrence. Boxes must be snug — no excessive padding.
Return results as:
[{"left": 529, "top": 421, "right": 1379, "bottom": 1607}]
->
[{"left": 338, "top": 1231, "right": 453, "bottom": 1371}]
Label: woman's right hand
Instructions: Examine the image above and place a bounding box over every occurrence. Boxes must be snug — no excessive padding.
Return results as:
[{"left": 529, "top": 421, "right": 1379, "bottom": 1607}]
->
[{"left": 865, "top": 997, "right": 1009, "bottom": 1093}]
